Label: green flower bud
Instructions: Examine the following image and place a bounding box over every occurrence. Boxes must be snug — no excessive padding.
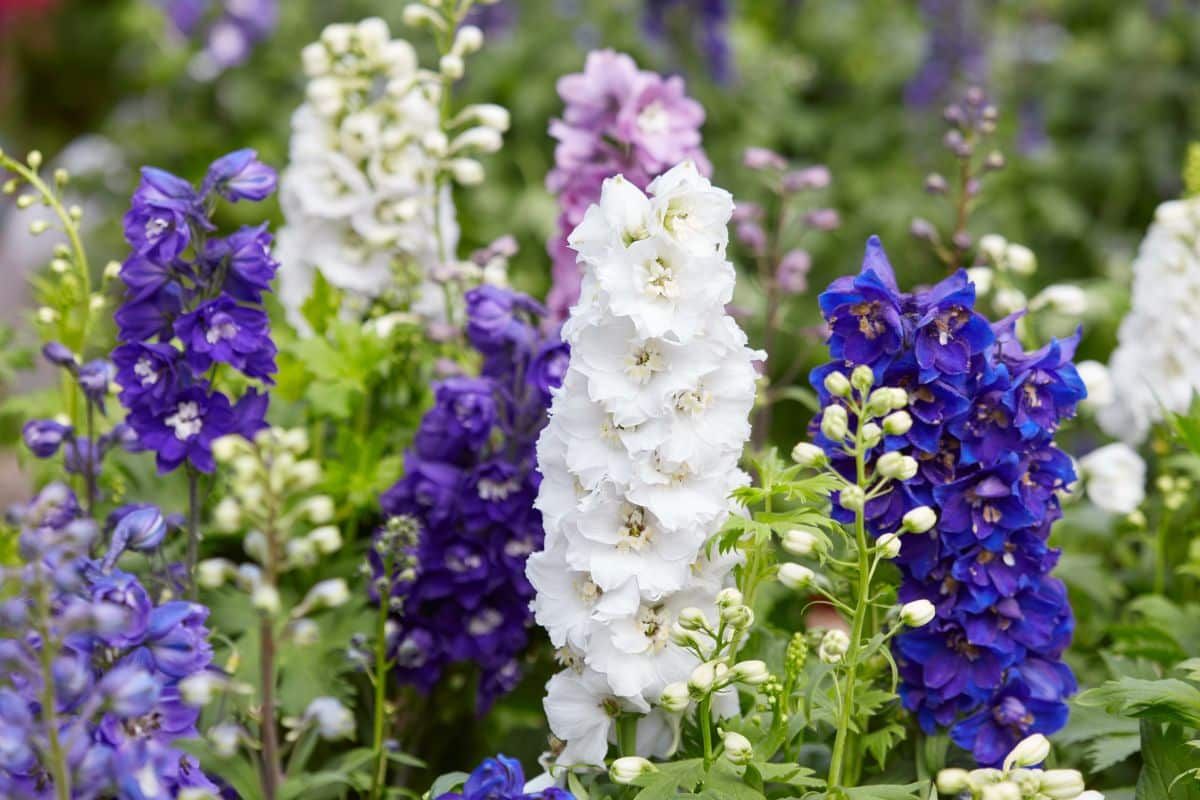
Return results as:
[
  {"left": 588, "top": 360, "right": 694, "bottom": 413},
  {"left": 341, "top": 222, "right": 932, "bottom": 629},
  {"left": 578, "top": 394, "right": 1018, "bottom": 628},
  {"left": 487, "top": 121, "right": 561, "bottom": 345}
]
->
[
  {"left": 850, "top": 364, "right": 874, "bottom": 393},
  {"left": 839, "top": 485, "right": 866, "bottom": 512},
  {"left": 791, "top": 442, "right": 827, "bottom": 468},
  {"left": 820, "top": 405, "right": 849, "bottom": 441},
  {"left": 883, "top": 410, "right": 913, "bottom": 435},
  {"left": 823, "top": 371, "right": 851, "bottom": 397}
]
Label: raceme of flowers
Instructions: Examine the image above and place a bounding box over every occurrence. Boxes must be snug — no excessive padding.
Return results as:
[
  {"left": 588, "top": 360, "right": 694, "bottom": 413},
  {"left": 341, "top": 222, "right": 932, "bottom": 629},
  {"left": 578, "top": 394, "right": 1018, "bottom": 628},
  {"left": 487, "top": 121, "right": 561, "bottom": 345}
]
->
[
  {"left": 529, "top": 163, "right": 761, "bottom": 766},
  {"left": 112, "top": 149, "right": 277, "bottom": 474},
  {"left": 810, "top": 237, "right": 1085, "bottom": 766},
  {"left": 377, "top": 286, "right": 569, "bottom": 711},
  {"left": 157, "top": 0, "right": 278, "bottom": 72},
  {"left": 1095, "top": 196, "right": 1200, "bottom": 445},
  {"left": 545, "top": 49, "right": 709, "bottom": 321},
  {"left": 276, "top": 17, "right": 508, "bottom": 322},
  {"left": 0, "top": 483, "right": 216, "bottom": 799}
]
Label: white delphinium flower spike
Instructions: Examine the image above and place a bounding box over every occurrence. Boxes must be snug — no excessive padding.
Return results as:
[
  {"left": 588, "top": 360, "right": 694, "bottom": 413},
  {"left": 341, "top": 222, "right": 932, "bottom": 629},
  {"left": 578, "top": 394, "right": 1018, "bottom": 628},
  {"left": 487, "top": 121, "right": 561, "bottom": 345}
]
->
[{"left": 528, "top": 164, "right": 761, "bottom": 766}]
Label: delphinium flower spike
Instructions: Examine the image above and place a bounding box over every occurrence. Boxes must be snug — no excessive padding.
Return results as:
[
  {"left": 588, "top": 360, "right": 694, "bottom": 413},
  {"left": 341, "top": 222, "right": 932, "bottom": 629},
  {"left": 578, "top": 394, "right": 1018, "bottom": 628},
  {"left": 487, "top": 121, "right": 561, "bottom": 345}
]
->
[
  {"left": 809, "top": 237, "right": 1085, "bottom": 766},
  {"left": 528, "top": 163, "right": 761, "bottom": 770}
]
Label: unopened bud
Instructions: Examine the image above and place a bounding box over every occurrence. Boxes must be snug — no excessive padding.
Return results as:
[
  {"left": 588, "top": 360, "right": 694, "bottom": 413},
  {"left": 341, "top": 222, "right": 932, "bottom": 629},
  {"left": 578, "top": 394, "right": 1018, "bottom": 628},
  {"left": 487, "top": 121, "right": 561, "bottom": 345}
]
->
[
  {"left": 818, "top": 629, "right": 850, "bottom": 664},
  {"left": 658, "top": 682, "right": 690, "bottom": 713},
  {"left": 731, "top": 660, "right": 769, "bottom": 686},
  {"left": 980, "top": 783, "right": 1021, "bottom": 800},
  {"left": 715, "top": 588, "right": 743, "bottom": 609},
  {"left": 877, "top": 451, "right": 918, "bottom": 481},
  {"left": 1038, "top": 770, "right": 1085, "bottom": 799},
  {"left": 252, "top": 584, "right": 282, "bottom": 615},
  {"left": 823, "top": 371, "right": 851, "bottom": 397},
  {"left": 688, "top": 662, "right": 717, "bottom": 696},
  {"left": 876, "top": 533, "right": 902, "bottom": 559},
  {"left": 839, "top": 485, "right": 866, "bottom": 512},
  {"left": 883, "top": 411, "right": 913, "bottom": 436},
  {"left": 777, "top": 562, "right": 814, "bottom": 590},
  {"left": 899, "top": 599, "right": 935, "bottom": 628},
  {"left": 1004, "top": 733, "right": 1051, "bottom": 770},
  {"left": 820, "top": 405, "right": 848, "bottom": 441},
  {"left": 782, "top": 528, "right": 819, "bottom": 557},
  {"left": 936, "top": 768, "right": 971, "bottom": 794},
  {"left": 791, "top": 442, "right": 827, "bottom": 468},
  {"left": 902, "top": 506, "right": 937, "bottom": 534},
  {"left": 610, "top": 756, "right": 655, "bottom": 785},
  {"left": 850, "top": 364, "right": 874, "bottom": 393},
  {"left": 722, "top": 731, "right": 753, "bottom": 765},
  {"left": 677, "top": 606, "right": 709, "bottom": 631}
]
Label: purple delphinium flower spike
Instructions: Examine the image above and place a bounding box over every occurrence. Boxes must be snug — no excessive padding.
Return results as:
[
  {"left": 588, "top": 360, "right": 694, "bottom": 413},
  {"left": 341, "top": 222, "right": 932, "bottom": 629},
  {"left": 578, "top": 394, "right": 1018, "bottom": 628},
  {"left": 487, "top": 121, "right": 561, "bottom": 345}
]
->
[{"left": 809, "top": 237, "right": 1085, "bottom": 766}]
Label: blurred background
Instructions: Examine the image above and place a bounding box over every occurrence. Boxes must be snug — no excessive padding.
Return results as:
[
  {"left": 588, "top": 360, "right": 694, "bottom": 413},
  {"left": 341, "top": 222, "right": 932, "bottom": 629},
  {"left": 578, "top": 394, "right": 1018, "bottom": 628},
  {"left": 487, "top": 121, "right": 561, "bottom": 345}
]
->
[
  {"left": 2, "top": 0, "right": 1199, "bottom": 774},
  {"left": 4, "top": 0, "right": 1196, "bottom": 520}
]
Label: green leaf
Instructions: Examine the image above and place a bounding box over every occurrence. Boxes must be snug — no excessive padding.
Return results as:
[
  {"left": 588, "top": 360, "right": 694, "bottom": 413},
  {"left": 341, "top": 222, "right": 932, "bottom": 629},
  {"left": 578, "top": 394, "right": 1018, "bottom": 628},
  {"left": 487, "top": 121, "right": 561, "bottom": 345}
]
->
[
  {"left": 567, "top": 771, "right": 591, "bottom": 800},
  {"left": 1077, "top": 677, "right": 1200, "bottom": 728},
  {"left": 1136, "top": 721, "right": 1200, "bottom": 800},
  {"left": 698, "top": 759, "right": 768, "bottom": 800},
  {"left": 752, "top": 761, "right": 822, "bottom": 787},
  {"left": 842, "top": 781, "right": 924, "bottom": 799},
  {"left": 427, "top": 771, "right": 470, "bottom": 797},
  {"left": 175, "top": 738, "right": 263, "bottom": 800},
  {"left": 633, "top": 758, "right": 706, "bottom": 800},
  {"left": 300, "top": 269, "right": 344, "bottom": 336},
  {"left": 861, "top": 722, "right": 907, "bottom": 769}
]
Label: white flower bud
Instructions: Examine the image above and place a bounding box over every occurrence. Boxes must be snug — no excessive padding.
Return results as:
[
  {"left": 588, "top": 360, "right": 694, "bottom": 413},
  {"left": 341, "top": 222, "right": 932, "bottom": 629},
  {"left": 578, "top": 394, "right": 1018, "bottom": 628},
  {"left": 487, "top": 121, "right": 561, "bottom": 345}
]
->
[
  {"left": 356, "top": 17, "right": 390, "bottom": 56},
  {"left": 658, "top": 681, "right": 691, "bottom": 713},
  {"left": 865, "top": 388, "right": 897, "bottom": 417},
  {"left": 286, "top": 537, "right": 318, "bottom": 568},
  {"left": 26, "top": 150, "right": 42, "bottom": 169},
  {"left": 861, "top": 422, "right": 883, "bottom": 448},
  {"left": 980, "top": 782, "right": 1021, "bottom": 800},
  {"left": 179, "top": 672, "right": 223, "bottom": 707},
  {"left": 688, "top": 662, "right": 717, "bottom": 696},
  {"left": 820, "top": 405, "right": 849, "bottom": 441},
  {"left": 244, "top": 531, "right": 269, "bottom": 564},
  {"left": 782, "top": 528, "right": 819, "bottom": 557},
  {"left": 291, "top": 460, "right": 322, "bottom": 490},
  {"left": 839, "top": 485, "right": 866, "bottom": 512},
  {"left": 1077, "top": 792, "right": 1105, "bottom": 800},
  {"left": 208, "top": 722, "right": 241, "bottom": 758},
  {"left": 304, "top": 697, "right": 354, "bottom": 740},
  {"left": 715, "top": 588, "right": 743, "bottom": 609},
  {"left": 280, "top": 428, "right": 309, "bottom": 453},
  {"left": 1003, "top": 733, "right": 1052, "bottom": 770},
  {"left": 966, "top": 265, "right": 994, "bottom": 295},
  {"left": 850, "top": 364, "right": 874, "bottom": 393},
  {"left": 402, "top": 4, "right": 447, "bottom": 30},
  {"left": 1005, "top": 243, "right": 1037, "bottom": 275},
  {"left": 307, "top": 76, "right": 343, "bottom": 116},
  {"left": 465, "top": 103, "right": 510, "bottom": 131},
  {"left": 300, "top": 495, "right": 335, "bottom": 523},
  {"left": 791, "top": 442, "right": 827, "bottom": 468},
  {"left": 308, "top": 525, "right": 343, "bottom": 555},
  {"left": 731, "top": 660, "right": 770, "bottom": 686},
  {"left": 422, "top": 129, "right": 449, "bottom": 155},
  {"left": 877, "top": 451, "right": 918, "bottom": 481},
  {"left": 1039, "top": 770, "right": 1086, "bottom": 799},
  {"left": 196, "top": 558, "right": 235, "bottom": 589},
  {"left": 288, "top": 618, "right": 321, "bottom": 646},
  {"left": 452, "top": 25, "right": 484, "bottom": 55},
  {"left": 876, "top": 533, "right": 902, "bottom": 559},
  {"left": 823, "top": 371, "right": 851, "bottom": 397},
  {"left": 882, "top": 411, "right": 913, "bottom": 435},
  {"left": 899, "top": 599, "right": 935, "bottom": 628},
  {"left": 993, "top": 287, "right": 1028, "bottom": 315},
  {"left": 301, "top": 42, "right": 331, "bottom": 76},
  {"left": 103, "top": 260, "right": 121, "bottom": 280},
  {"left": 302, "top": 578, "right": 350, "bottom": 611},
  {"left": 777, "top": 563, "right": 814, "bottom": 590},
  {"left": 936, "top": 768, "right": 971, "bottom": 794},
  {"left": 902, "top": 506, "right": 937, "bottom": 534},
  {"left": 722, "top": 731, "right": 753, "bottom": 765},
  {"left": 1075, "top": 360, "right": 1113, "bottom": 409},
  {"left": 979, "top": 234, "right": 1007, "bottom": 263},
  {"left": 610, "top": 756, "right": 655, "bottom": 784},
  {"left": 320, "top": 23, "right": 354, "bottom": 53},
  {"left": 213, "top": 498, "right": 242, "bottom": 533},
  {"left": 451, "top": 126, "right": 503, "bottom": 154},
  {"left": 670, "top": 623, "right": 700, "bottom": 648},
  {"left": 677, "top": 606, "right": 709, "bottom": 631},
  {"left": 439, "top": 53, "right": 465, "bottom": 79},
  {"left": 1031, "top": 284, "right": 1088, "bottom": 316},
  {"left": 448, "top": 158, "right": 485, "bottom": 185},
  {"left": 818, "top": 629, "right": 850, "bottom": 664},
  {"left": 36, "top": 307, "right": 58, "bottom": 324},
  {"left": 252, "top": 584, "right": 281, "bottom": 615}
]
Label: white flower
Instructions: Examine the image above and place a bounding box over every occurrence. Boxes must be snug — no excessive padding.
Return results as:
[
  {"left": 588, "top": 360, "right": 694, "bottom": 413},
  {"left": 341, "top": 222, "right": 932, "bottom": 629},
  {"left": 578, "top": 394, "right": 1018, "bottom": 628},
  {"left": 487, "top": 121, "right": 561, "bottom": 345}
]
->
[
  {"left": 1078, "top": 443, "right": 1146, "bottom": 515},
  {"left": 530, "top": 169, "right": 756, "bottom": 759},
  {"left": 303, "top": 697, "right": 354, "bottom": 740},
  {"left": 1031, "top": 283, "right": 1088, "bottom": 315},
  {"left": 1075, "top": 360, "right": 1114, "bottom": 409},
  {"left": 1098, "top": 197, "right": 1200, "bottom": 444}
]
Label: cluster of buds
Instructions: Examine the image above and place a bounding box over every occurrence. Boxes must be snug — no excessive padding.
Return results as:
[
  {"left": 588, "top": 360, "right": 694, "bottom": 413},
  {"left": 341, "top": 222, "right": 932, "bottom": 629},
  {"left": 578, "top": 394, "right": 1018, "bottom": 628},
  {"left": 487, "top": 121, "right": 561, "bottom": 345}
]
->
[
  {"left": 936, "top": 735, "right": 1101, "bottom": 800},
  {"left": 909, "top": 87, "right": 1007, "bottom": 271},
  {"left": 198, "top": 428, "right": 347, "bottom": 628},
  {"left": 347, "top": 514, "right": 419, "bottom": 670}
]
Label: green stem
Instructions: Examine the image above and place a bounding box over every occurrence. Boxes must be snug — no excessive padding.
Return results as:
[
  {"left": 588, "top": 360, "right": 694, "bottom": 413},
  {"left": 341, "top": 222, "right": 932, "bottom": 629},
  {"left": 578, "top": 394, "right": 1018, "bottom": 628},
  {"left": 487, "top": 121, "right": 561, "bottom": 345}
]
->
[
  {"left": 828, "top": 422, "right": 871, "bottom": 791},
  {"left": 617, "top": 714, "right": 639, "bottom": 758},
  {"left": 370, "top": 571, "right": 393, "bottom": 800},
  {"left": 1154, "top": 509, "right": 1171, "bottom": 596},
  {"left": 698, "top": 694, "right": 714, "bottom": 768},
  {"left": 32, "top": 568, "right": 72, "bottom": 800},
  {"left": 259, "top": 477, "right": 283, "bottom": 800}
]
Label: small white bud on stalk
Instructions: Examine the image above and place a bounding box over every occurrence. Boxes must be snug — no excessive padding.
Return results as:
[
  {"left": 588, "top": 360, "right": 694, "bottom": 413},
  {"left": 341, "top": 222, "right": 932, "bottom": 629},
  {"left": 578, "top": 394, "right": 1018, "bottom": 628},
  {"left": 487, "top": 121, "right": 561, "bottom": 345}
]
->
[
  {"left": 818, "top": 629, "right": 850, "bottom": 664},
  {"left": 980, "top": 782, "right": 1021, "bottom": 800},
  {"left": 1005, "top": 243, "right": 1037, "bottom": 275},
  {"left": 301, "top": 496, "right": 336, "bottom": 524},
  {"left": 280, "top": 428, "right": 309, "bottom": 453},
  {"left": 820, "top": 405, "right": 849, "bottom": 441},
  {"left": 244, "top": 531, "right": 269, "bottom": 564},
  {"left": 850, "top": 364, "right": 874, "bottom": 393},
  {"left": 302, "top": 579, "right": 350, "bottom": 611},
  {"left": 355, "top": 18, "right": 390, "bottom": 56},
  {"left": 448, "top": 158, "right": 485, "bottom": 185},
  {"left": 286, "top": 537, "right": 318, "bottom": 568},
  {"left": 900, "top": 599, "right": 935, "bottom": 628},
  {"left": 28, "top": 220, "right": 49, "bottom": 235},
  {"left": 731, "top": 660, "right": 770, "bottom": 685},
  {"left": 36, "top": 307, "right": 58, "bottom": 324},
  {"left": 823, "top": 371, "right": 851, "bottom": 397},
  {"left": 722, "top": 731, "right": 753, "bottom": 765},
  {"left": 658, "top": 682, "right": 690, "bottom": 713},
  {"left": 966, "top": 265, "right": 994, "bottom": 294},
  {"left": 936, "top": 768, "right": 971, "bottom": 794},
  {"left": 877, "top": 451, "right": 918, "bottom": 481},
  {"left": 179, "top": 673, "right": 223, "bottom": 707},
  {"left": 677, "top": 606, "right": 709, "bottom": 631},
  {"left": 839, "top": 485, "right": 866, "bottom": 512},
  {"left": 103, "top": 260, "right": 122, "bottom": 280},
  {"left": 451, "top": 127, "right": 503, "bottom": 154},
  {"left": 979, "top": 234, "right": 1007, "bottom": 263},
  {"left": 320, "top": 23, "right": 353, "bottom": 53},
  {"left": 1038, "top": 770, "right": 1086, "bottom": 799},
  {"left": 208, "top": 722, "right": 241, "bottom": 758},
  {"left": 213, "top": 497, "right": 242, "bottom": 532},
  {"left": 291, "top": 460, "right": 322, "bottom": 490},
  {"left": 288, "top": 619, "right": 321, "bottom": 646},
  {"left": 902, "top": 506, "right": 937, "bottom": 533},
  {"left": 777, "top": 563, "right": 814, "bottom": 590},
  {"left": 1004, "top": 733, "right": 1051, "bottom": 769},
  {"left": 26, "top": 150, "right": 42, "bottom": 169},
  {"left": 304, "top": 697, "right": 354, "bottom": 740},
  {"left": 715, "top": 588, "right": 743, "bottom": 608},
  {"left": 791, "top": 442, "right": 826, "bottom": 468},
  {"left": 883, "top": 410, "right": 913, "bottom": 435},
  {"left": 876, "top": 533, "right": 902, "bottom": 559},
  {"left": 439, "top": 53, "right": 465, "bottom": 80},
  {"left": 782, "top": 528, "right": 819, "bottom": 557},
  {"left": 301, "top": 42, "right": 331, "bottom": 76},
  {"left": 196, "top": 558, "right": 235, "bottom": 589},
  {"left": 252, "top": 584, "right": 282, "bottom": 615},
  {"left": 452, "top": 25, "right": 484, "bottom": 55},
  {"left": 860, "top": 422, "right": 883, "bottom": 448},
  {"left": 670, "top": 623, "right": 700, "bottom": 649},
  {"left": 402, "top": 4, "right": 447, "bottom": 31},
  {"left": 688, "top": 662, "right": 717, "bottom": 696},
  {"left": 610, "top": 756, "right": 655, "bottom": 784}
]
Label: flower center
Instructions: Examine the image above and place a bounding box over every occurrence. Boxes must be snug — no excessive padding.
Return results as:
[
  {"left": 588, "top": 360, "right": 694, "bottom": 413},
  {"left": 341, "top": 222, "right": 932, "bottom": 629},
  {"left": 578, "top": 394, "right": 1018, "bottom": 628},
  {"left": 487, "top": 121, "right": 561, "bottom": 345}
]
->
[
  {"left": 636, "top": 604, "right": 671, "bottom": 651},
  {"left": 617, "top": 505, "right": 653, "bottom": 552},
  {"left": 676, "top": 384, "right": 712, "bottom": 415},
  {"left": 478, "top": 475, "right": 519, "bottom": 501},
  {"left": 850, "top": 301, "right": 884, "bottom": 339},
  {"left": 205, "top": 314, "right": 240, "bottom": 345},
  {"left": 624, "top": 341, "right": 666, "bottom": 384},
  {"left": 134, "top": 356, "right": 160, "bottom": 386},
  {"left": 575, "top": 575, "right": 601, "bottom": 604},
  {"left": 642, "top": 256, "right": 679, "bottom": 299},
  {"left": 144, "top": 217, "right": 170, "bottom": 240},
  {"left": 165, "top": 401, "right": 203, "bottom": 441},
  {"left": 468, "top": 608, "right": 503, "bottom": 636},
  {"left": 636, "top": 101, "right": 670, "bottom": 135}
]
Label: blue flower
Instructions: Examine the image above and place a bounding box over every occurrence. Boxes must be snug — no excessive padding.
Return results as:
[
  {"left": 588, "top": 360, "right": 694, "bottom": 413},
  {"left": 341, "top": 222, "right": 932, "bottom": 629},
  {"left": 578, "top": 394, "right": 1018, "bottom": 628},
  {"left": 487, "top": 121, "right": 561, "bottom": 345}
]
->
[
  {"left": 174, "top": 295, "right": 277, "bottom": 381},
  {"left": 437, "top": 754, "right": 573, "bottom": 800},
  {"left": 202, "top": 148, "right": 277, "bottom": 203},
  {"left": 22, "top": 418, "right": 72, "bottom": 458},
  {"left": 811, "top": 237, "right": 1084, "bottom": 766}
]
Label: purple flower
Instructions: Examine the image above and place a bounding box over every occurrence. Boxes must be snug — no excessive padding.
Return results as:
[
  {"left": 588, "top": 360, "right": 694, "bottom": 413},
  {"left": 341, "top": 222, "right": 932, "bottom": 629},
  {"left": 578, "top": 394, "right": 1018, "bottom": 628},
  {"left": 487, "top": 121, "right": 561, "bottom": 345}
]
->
[
  {"left": 437, "top": 753, "right": 573, "bottom": 800},
  {"left": 113, "top": 341, "right": 185, "bottom": 413},
  {"left": 202, "top": 149, "right": 277, "bottom": 202},
  {"left": 109, "top": 505, "right": 169, "bottom": 556},
  {"left": 123, "top": 167, "right": 205, "bottom": 264},
  {"left": 465, "top": 285, "right": 542, "bottom": 357},
  {"left": 90, "top": 569, "right": 153, "bottom": 648},
  {"left": 528, "top": 336, "right": 570, "bottom": 400},
  {"left": 545, "top": 50, "right": 709, "bottom": 320},
  {"left": 810, "top": 236, "right": 1084, "bottom": 766},
  {"left": 42, "top": 341, "right": 77, "bottom": 369},
  {"left": 206, "top": 223, "right": 278, "bottom": 302},
  {"left": 126, "top": 385, "right": 237, "bottom": 474},
  {"left": 114, "top": 283, "right": 185, "bottom": 343},
  {"left": 78, "top": 359, "right": 116, "bottom": 410},
  {"left": 22, "top": 418, "right": 71, "bottom": 458},
  {"left": 174, "top": 295, "right": 277, "bottom": 381}
]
